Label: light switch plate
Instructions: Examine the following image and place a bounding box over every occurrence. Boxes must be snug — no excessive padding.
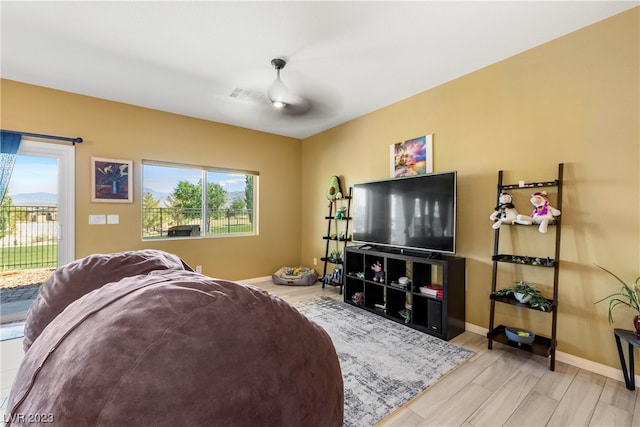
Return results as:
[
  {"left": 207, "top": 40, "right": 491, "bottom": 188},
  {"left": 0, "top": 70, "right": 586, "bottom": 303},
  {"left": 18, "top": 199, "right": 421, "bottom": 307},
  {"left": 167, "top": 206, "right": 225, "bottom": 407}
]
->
[
  {"left": 107, "top": 215, "right": 119, "bottom": 224},
  {"left": 89, "top": 214, "right": 106, "bottom": 225}
]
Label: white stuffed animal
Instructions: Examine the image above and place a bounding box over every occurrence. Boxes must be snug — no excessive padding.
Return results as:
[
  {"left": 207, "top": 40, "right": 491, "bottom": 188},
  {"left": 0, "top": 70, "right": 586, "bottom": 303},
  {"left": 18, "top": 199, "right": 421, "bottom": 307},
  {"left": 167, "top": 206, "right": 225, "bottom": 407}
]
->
[
  {"left": 489, "top": 192, "right": 519, "bottom": 229},
  {"left": 515, "top": 191, "right": 561, "bottom": 233}
]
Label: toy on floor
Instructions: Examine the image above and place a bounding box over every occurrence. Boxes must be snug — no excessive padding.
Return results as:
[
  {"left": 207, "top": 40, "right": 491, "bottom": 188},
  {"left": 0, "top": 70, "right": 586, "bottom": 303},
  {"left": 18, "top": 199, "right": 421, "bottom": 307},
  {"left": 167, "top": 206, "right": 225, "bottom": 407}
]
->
[
  {"left": 515, "top": 191, "right": 561, "bottom": 233},
  {"left": 324, "top": 266, "right": 342, "bottom": 287},
  {"left": 489, "top": 192, "right": 518, "bottom": 229}
]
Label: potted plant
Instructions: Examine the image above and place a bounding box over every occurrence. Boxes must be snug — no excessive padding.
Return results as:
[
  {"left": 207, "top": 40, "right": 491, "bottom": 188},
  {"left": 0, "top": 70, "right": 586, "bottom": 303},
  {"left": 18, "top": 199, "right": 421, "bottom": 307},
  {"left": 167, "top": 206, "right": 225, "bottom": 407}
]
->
[
  {"left": 493, "top": 280, "right": 551, "bottom": 311},
  {"left": 594, "top": 265, "right": 640, "bottom": 334}
]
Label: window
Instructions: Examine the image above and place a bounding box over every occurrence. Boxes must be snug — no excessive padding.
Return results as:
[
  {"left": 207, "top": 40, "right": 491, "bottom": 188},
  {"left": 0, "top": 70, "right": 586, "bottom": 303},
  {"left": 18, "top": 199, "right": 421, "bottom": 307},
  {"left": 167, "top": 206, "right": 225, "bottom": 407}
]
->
[{"left": 141, "top": 161, "right": 258, "bottom": 240}]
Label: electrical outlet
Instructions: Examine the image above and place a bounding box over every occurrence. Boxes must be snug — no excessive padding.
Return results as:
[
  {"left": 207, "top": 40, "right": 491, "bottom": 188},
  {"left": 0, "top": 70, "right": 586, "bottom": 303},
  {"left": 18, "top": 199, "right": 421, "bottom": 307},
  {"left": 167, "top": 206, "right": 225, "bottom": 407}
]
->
[
  {"left": 313, "top": 258, "right": 317, "bottom": 266},
  {"left": 196, "top": 265, "right": 202, "bottom": 273}
]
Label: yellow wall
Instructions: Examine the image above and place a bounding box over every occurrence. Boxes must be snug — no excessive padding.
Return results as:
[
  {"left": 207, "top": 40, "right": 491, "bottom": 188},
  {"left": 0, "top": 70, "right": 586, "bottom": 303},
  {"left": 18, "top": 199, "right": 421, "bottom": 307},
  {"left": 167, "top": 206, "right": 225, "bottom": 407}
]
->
[
  {"left": 1, "top": 80, "right": 302, "bottom": 280},
  {"left": 1, "top": 7, "right": 638, "bottom": 371},
  {"left": 301, "top": 8, "right": 639, "bottom": 369}
]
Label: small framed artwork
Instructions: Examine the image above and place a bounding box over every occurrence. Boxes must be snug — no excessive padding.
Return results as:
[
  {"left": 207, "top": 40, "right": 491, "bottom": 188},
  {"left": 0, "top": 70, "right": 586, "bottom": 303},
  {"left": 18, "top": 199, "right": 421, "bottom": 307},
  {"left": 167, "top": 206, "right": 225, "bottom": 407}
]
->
[
  {"left": 91, "top": 157, "right": 133, "bottom": 203},
  {"left": 390, "top": 134, "right": 433, "bottom": 178}
]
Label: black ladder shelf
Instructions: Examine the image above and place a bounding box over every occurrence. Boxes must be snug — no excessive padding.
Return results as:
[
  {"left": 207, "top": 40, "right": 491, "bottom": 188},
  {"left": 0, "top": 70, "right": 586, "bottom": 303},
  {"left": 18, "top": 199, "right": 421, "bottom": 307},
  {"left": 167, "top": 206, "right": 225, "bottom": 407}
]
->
[
  {"left": 320, "top": 188, "right": 352, "bottom": 294},
  {"left": 487, "top": 163, "right": 564, "bottom": 371}
]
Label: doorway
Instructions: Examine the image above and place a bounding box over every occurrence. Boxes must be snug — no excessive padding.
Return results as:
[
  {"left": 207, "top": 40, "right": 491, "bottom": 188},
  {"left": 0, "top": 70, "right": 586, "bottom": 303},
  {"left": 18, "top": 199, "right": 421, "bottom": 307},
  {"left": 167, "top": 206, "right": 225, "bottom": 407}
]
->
[{"left": 0, "top": 140, "right": 74, "bottom": 323}]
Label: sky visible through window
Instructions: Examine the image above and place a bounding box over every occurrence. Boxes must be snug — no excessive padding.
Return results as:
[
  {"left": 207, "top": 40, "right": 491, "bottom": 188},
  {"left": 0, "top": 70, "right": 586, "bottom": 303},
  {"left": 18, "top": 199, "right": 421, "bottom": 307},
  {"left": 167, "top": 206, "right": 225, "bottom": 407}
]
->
[
  {"left": 7, "top": 157, "right": 247, "bottom": 200},
  {"left": 8, "top": 155, "right": 57, "bottom": 195},
  {"left": 143, "top": 164, "right": 247, "bottom": 194}
]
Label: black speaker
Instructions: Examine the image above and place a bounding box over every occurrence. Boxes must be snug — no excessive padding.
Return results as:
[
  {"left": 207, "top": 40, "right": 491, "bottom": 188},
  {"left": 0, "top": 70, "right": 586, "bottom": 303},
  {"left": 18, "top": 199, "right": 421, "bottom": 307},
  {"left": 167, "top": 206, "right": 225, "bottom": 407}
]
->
[{"left": 427, "top": 299, "right": 442, "bottom": 333}]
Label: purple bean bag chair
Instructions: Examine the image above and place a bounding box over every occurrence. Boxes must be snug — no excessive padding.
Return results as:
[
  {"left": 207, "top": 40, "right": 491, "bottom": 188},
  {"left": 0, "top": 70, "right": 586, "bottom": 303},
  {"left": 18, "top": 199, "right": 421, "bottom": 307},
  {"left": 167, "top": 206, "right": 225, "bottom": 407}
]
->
[
  {"left": 7, "top": 251, "right": 343, "bottom": 427},
  {"left": 23, "top": 249, "right": 193, "bottom": 352}
]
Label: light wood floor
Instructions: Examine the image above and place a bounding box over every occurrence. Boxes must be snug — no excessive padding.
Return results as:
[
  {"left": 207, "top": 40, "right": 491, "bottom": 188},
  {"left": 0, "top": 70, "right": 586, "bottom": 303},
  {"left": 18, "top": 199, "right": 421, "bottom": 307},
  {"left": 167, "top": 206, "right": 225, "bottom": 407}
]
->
[
  {"left": 2, "top": 280, "right": 638, "bottom": 426},
  {"left": 253, "top": 279, "right": 640, "bottom": 427}
]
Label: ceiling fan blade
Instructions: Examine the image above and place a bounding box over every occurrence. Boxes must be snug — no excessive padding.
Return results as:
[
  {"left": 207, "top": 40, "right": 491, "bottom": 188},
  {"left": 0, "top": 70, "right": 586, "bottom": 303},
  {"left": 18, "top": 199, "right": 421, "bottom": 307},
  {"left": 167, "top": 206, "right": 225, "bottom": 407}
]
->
[
  {"left": 267, "top": 79, "right": 311, "bottom": 114},
  {"left": 282, "top": 95, "right": 311, "bottom": 115}
]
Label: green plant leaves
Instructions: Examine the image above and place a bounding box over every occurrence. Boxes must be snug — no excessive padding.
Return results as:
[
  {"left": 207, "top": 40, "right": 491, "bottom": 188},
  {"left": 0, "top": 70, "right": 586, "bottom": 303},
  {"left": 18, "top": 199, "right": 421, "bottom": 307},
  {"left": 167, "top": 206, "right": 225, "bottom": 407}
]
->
[
  {"left": 595, "top": 265, "right": 640, "bottom": 324},
  {"left": 494, "top": 281, "right": 551, "bottom": 311}
]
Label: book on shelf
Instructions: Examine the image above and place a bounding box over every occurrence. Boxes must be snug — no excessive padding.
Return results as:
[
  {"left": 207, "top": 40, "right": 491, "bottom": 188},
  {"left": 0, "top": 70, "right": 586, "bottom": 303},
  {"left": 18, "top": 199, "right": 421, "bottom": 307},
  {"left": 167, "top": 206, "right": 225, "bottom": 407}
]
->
[{"left": 418, "top": 284, "right": 443, "bottom": 298}]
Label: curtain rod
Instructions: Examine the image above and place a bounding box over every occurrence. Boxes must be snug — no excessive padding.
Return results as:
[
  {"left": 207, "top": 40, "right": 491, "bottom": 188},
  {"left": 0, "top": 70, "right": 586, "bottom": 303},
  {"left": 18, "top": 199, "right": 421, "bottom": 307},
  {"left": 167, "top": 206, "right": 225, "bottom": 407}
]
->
[{"left": 1, "top": 130, "right": 83, "bottom": 145}]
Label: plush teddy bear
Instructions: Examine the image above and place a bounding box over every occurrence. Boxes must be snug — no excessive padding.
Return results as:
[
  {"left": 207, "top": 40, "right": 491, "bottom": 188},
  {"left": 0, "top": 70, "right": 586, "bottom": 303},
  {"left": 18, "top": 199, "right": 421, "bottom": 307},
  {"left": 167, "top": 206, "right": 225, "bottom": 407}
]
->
[
  {"left": 489, "top": 192, "right": 519, "bottom": 229},
  {"left": 515, "top": 190, "right": 561, "bottom": 233}
]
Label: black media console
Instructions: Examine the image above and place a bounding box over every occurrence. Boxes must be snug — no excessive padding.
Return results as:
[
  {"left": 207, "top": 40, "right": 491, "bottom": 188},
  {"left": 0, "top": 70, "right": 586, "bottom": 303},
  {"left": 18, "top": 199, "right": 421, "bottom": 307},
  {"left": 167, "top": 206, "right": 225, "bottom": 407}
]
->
[{"left": 343, "top": 245, "right": 466, "bottom": 341}]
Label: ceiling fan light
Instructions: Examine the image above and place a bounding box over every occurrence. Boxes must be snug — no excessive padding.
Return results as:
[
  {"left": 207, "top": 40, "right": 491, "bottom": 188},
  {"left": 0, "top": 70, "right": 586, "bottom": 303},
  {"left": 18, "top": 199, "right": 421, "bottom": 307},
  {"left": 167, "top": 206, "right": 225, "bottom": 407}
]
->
[{"left": 268, "top": 74, "right": 288, "bottom": 106}]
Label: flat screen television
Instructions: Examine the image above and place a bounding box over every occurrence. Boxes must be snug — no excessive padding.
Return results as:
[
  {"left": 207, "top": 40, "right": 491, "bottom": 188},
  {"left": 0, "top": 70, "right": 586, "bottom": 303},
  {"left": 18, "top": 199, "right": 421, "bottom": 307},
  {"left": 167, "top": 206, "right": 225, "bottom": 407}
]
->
[{"left": 351, "top": 171, "right": 457, "bottom": 254}]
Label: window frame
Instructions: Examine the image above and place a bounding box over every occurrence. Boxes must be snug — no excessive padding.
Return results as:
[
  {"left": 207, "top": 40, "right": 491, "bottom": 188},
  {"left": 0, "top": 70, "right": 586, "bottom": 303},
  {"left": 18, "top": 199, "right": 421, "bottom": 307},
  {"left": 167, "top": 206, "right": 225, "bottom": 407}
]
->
[{"left": 141, "top": 159, "right": 258, "bottom": 240}]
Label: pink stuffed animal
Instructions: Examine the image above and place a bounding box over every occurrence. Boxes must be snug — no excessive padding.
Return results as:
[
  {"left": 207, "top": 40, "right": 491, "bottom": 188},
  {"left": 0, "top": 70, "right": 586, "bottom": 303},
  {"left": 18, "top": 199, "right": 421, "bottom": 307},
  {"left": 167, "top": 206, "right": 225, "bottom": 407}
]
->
[
  {"left": 371, "top": 261, "right": 385, "bottom": 283},
  {"left": 515, "top": 191, "right": 561, "bottom": 233}
]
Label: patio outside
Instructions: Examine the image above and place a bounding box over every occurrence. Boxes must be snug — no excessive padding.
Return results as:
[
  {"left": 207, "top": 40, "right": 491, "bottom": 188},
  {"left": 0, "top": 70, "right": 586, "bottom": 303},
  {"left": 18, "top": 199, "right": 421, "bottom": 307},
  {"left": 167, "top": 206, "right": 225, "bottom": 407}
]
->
[{"left": 0, "top": 204, "right": 56, "bottom": 323}]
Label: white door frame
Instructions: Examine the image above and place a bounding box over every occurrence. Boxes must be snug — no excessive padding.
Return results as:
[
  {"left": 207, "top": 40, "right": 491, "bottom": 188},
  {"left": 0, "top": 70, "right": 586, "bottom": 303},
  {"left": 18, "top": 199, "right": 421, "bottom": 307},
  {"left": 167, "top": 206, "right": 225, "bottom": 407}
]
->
[{"left": 17, "top": 140, "right": 75, "bottom": 266}]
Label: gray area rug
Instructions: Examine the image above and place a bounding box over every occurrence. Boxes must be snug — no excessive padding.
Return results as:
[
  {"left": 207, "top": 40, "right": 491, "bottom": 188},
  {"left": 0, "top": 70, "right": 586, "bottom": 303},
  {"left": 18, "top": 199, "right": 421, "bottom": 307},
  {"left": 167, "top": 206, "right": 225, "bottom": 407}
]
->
[{"left": 297, "top": 297, "right": 474, "bottom": 427}]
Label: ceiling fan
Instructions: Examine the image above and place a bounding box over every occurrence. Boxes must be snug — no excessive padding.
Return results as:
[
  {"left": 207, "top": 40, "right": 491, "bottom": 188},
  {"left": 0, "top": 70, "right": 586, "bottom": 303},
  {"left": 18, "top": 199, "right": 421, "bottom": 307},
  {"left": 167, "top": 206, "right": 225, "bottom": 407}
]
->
[
  {"left": 266, "top": 58, "right": 311, "bottom": 115},
  {"left": 225, "top": 57, "right": 338, "bottom": 121}
]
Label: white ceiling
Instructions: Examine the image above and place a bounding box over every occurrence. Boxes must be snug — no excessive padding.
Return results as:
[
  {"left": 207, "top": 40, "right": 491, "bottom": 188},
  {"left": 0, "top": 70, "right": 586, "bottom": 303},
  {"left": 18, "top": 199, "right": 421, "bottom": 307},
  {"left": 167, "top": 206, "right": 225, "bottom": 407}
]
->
[{"left": 1, "top": 1, "right": 637, "bottom": 139}]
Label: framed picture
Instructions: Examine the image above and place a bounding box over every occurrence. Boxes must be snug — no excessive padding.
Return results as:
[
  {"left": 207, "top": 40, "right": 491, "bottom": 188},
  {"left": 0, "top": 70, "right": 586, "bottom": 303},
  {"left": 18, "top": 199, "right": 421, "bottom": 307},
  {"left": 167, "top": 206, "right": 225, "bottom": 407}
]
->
[
  {"left": 390, "top": 134, "right": 433, "bottom": 178},
  {"left": 91, "top": 157, "right": 133, "bottom": 203}
]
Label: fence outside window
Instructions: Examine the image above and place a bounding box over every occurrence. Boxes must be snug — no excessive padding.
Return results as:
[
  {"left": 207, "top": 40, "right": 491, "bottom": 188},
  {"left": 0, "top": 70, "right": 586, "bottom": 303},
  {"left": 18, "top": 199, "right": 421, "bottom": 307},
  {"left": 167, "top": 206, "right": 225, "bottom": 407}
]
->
[
  {"left": 0, "top": 205, "right": 58, "bottom": 272},
  {"left": 0, "top": 205, "right": 255, "bottom": 271},
  {"left": 142, "top": 207, "right": 254, "bottom": 238}
]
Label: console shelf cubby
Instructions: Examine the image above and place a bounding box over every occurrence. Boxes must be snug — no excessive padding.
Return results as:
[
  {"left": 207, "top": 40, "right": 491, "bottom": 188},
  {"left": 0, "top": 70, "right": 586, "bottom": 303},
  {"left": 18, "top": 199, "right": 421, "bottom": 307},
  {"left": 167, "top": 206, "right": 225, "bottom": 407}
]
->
[{"left": 344, "top": 245, "right": 466, "bottom": 341}]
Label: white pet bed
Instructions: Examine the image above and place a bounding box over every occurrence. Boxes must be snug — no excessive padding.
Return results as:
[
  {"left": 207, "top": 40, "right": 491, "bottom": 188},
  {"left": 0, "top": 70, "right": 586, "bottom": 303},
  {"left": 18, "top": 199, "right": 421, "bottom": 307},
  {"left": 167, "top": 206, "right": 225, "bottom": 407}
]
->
[{"left": 272, "top": 266, "right": 318, "bottom": 286}]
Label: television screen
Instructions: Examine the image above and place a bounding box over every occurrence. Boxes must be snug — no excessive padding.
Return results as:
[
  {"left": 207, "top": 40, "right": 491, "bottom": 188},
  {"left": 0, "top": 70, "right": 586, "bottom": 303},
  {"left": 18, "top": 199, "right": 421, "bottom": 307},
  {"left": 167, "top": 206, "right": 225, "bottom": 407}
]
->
[{"left": 351, "top": 171, "right": 456, "bottom": 254}]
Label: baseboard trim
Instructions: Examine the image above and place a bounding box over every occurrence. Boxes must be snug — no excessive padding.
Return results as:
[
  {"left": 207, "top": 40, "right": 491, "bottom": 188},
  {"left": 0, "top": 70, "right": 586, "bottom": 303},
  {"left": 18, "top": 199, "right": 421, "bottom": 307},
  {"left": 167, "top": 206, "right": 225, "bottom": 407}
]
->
[
  {"left": 465, "top": 322, "right": 639, "bottom": 387},
  {"left": 239, "top": 275, "right": 271, "bottom": 284}
]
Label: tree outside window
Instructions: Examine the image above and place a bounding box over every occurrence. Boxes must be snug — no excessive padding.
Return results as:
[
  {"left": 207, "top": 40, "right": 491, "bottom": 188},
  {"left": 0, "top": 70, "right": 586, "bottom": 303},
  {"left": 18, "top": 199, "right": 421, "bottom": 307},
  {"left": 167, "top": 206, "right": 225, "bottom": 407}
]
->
[{"left": 141, "top": 162, "right": 257, "bottom": 239}]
